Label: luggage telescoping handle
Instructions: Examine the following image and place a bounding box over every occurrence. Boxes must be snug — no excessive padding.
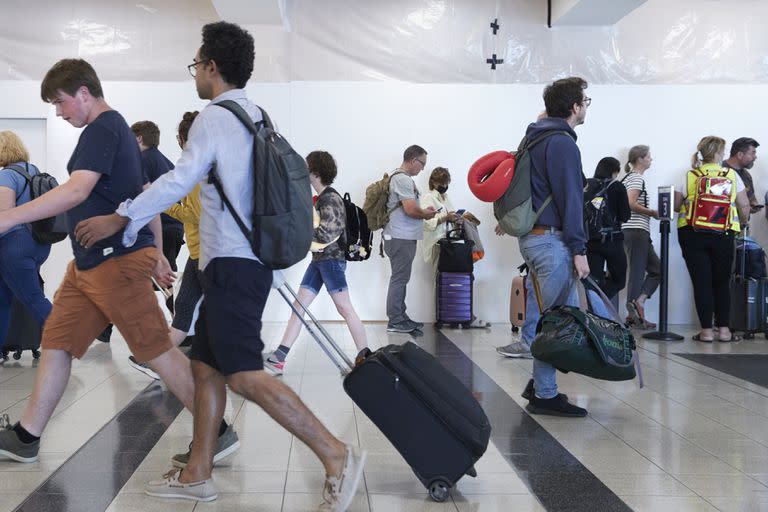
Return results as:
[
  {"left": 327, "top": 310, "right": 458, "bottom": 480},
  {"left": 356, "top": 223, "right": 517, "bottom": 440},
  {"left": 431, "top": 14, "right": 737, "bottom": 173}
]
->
[{"left": 272, "top": 271, "right": 355, "bottom": 376}]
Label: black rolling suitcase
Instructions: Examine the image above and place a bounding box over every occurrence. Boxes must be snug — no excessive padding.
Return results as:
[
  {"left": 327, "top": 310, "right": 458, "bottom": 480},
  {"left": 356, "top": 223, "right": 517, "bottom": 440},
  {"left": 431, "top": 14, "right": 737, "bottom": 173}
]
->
[
  {"left": 273, "top": 276, "right": 491, "bottom": 502},
  {"left": 4, "top": 276, "right": 44, "bottom": 361},
  {"left": 730, "top": 229, "right": 761, "bottom": 339}
]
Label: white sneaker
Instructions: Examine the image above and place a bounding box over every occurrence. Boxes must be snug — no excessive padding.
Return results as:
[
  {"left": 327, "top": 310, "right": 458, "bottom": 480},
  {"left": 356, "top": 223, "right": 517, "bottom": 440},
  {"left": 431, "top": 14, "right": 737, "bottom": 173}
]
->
[
  {"left": 263, "top": 353, "right": 285, "bottom": 376},
  {"left": 318, "top": 445, "right": 367, "bottom": 512},
  {"left": 128, "top": 356, "right": 160, "bottom": 380},
  {"left": 145, "top": 468, "right": 218, "bottom": 502}
]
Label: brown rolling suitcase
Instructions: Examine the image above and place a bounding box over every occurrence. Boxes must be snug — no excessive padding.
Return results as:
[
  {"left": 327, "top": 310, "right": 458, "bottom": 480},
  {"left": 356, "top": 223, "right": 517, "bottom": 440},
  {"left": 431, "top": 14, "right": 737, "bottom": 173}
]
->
[{"left": 510, "top": 276, "right": 526, "bottom": 333}]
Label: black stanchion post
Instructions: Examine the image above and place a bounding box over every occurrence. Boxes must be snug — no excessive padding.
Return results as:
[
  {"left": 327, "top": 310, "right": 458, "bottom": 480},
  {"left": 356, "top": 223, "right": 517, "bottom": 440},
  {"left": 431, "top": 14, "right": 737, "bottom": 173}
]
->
[{"left": 643, "top": 186, "right": 683, "bottom": 341}]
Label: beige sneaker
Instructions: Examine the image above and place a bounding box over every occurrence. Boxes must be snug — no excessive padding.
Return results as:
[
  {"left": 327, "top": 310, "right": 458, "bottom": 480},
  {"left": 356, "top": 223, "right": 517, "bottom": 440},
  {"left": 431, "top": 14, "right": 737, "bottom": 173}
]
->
[
  {"left": 145, "top": 468, "right": 218, "bottom": 502},
  {"left": 318, "top": 445, "right": 367, "bottom": 512}
]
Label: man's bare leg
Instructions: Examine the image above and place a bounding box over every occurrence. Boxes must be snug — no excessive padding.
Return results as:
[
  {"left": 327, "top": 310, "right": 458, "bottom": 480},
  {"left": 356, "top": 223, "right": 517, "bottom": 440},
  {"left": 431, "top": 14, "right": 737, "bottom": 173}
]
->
[{"left": 19, "top": 349, "right": 73, "bottom": 436}]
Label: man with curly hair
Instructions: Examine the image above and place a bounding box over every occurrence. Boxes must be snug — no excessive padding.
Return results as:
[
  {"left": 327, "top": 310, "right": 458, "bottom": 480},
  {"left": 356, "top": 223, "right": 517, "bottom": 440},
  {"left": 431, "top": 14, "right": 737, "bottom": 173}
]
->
[{"left": 74, "top": 21, "right": 366, "bottom": 510}]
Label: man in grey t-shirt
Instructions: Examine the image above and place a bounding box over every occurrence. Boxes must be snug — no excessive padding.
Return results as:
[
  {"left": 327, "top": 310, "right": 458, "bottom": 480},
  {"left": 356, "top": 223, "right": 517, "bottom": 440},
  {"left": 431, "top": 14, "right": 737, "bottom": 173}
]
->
[{"left": 384, "top": 145, "right": 437, "bottom": 333}]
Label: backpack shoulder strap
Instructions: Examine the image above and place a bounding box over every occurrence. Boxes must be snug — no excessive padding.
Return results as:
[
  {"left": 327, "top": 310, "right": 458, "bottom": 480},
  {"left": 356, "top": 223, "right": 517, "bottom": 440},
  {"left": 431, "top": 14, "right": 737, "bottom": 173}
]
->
[
  {"left": 7, "top": 163, "right": 31, "bottom": 201},
  {"left": 214, "top": 100, "right": 267, "bottom": 135},
  {"left": 519, "top": 129, "right": 574, "bottom": 153}
]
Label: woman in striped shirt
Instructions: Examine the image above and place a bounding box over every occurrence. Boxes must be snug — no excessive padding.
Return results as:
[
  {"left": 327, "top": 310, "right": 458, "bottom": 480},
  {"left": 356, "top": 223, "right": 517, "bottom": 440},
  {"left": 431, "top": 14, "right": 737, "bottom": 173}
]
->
[{"left": 621, "top": 145, "right": 661, "bottom": 329}]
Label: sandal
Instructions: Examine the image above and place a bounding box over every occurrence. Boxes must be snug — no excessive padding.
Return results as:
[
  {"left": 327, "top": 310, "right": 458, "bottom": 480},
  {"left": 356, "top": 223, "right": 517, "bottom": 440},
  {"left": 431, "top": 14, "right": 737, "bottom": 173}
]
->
[
  {"left": 718, "top": 334, "right": 742, "bottom": 343},
  {"left": 692, "top": 333, "right": 714, "bottom": 342}
]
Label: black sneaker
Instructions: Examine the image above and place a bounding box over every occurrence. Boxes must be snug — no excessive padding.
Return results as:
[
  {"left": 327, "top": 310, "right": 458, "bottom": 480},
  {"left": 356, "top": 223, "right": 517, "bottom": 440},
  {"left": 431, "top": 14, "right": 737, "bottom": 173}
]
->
[
  {"left": 521, "top": 379, "right": 568, "bottom": 401},
  {"left": 525, "top": 394, "right": 587, "bottom": 417},
  {"left": 97, "top": 325, "right": 113, "bottom": 343}
]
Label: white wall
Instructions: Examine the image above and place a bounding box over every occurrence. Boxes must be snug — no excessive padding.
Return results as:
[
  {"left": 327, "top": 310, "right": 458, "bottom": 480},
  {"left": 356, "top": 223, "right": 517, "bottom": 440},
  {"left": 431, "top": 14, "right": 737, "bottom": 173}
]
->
[{"left": 2, "top": 80, "right": 767, "bottom": 325}]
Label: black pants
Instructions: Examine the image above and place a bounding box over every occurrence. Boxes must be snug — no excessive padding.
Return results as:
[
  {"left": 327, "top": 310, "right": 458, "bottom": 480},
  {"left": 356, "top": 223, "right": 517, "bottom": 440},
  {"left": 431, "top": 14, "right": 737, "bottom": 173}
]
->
[
  {"left": 161, "top": 227, "right": 185, "bottom": 313},
  {"left": 678, "top": 227, "right": 734, "bottom": 329},
  {"left": 587, "top": 238, "right": 627, "bottom": 300}
]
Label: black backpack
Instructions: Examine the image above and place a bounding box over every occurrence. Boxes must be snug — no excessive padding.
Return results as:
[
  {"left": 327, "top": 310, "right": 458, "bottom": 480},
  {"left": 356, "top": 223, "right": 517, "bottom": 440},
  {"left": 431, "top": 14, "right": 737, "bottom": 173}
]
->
[
  {"left": 208, "top": 100, "right": 313, "bottom": 270},
  {"left": 9, "top": 163, "right": 68, "bottom": 244},
  {"left": 336, "top": 192, "right": 372, "bottom": 261},
  {"left": 583, "top": 178, "right": 619, "bottom": 242}
]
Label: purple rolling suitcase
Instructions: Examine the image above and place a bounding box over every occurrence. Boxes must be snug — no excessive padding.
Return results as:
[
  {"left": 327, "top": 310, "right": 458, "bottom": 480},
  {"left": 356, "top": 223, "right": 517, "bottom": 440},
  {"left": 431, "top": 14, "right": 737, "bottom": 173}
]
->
[{"left": 436, "top": 272, "right": 472, "bottom": 328}]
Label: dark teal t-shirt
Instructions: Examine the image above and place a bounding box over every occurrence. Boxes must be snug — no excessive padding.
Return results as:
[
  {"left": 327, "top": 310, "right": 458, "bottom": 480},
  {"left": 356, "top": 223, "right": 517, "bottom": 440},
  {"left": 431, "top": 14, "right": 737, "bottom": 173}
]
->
[{"left": 66, "top": 110, "right": 154, "bottom": 270}]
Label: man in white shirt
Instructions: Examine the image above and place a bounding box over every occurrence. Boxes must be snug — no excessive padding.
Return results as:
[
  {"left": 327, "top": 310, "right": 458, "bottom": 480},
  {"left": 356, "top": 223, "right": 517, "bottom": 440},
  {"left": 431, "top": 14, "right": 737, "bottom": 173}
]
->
[{"left": 74, "top": 21, "right": 365, "bottom": 511}]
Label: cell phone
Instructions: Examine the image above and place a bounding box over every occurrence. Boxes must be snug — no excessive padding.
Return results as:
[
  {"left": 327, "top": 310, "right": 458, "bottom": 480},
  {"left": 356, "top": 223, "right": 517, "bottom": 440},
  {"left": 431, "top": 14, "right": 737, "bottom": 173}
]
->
[
  {"left": 435, "top": 207, "right": 444, "bottom": 213},
  {"left": 456, "top": 209, "right": 466, "bottom": 215}
]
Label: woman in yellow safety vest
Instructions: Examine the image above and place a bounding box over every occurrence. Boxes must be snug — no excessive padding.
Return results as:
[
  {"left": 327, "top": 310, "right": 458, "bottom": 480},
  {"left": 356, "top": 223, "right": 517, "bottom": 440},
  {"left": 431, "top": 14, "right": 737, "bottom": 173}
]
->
[{"left": 674, "top": 136, "right": 750, "bottom": 343}]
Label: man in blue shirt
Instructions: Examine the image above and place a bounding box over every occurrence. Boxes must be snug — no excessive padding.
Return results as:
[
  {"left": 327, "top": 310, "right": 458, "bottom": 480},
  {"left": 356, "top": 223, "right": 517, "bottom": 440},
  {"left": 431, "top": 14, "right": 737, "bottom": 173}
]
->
[
  {"left": 516, "top": 77, "right": 592, "bottom": 417},
  {"left": 0, "top": 59, "right": 243, "bottom": 466}
]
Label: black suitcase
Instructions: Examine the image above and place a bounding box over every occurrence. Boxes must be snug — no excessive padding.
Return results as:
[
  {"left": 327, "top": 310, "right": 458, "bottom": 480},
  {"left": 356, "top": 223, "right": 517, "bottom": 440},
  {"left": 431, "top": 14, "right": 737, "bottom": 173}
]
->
[
  {"left": 435, "top": 272, "right": 473, "bottom": 328},
  {"left": 274, "top": 278, "right": 491, "bottom": 502},
  {"left": 731, "top": 228, "right": 761, "bottom": 338},
  {"left": 4, "top": 276, "right": 44, "bottom": 361}
]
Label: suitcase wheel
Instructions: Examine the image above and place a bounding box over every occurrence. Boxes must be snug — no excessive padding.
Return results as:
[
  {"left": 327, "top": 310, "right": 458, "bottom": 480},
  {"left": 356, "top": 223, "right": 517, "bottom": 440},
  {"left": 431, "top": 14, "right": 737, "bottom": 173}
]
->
[
  {"left": 428, "top": 479, "right": 451, "bottom": 502},
  {"left": 32, "top": 350, "right": 41, "bottom": 360},
  {"left": 13, "top": 350, "right": 21, "bottom": 360},
  {"left": 434, "top": 322, "right": 443, "bottom": 329},
  {"left": 461, "top": 322, "right": 471, "bottom": 329},
  {"left": 745, "top": 332, "right": 755, "bottom": 340},
  {"left": 511, "top": 326, "right": 519, "bottom": 333}
]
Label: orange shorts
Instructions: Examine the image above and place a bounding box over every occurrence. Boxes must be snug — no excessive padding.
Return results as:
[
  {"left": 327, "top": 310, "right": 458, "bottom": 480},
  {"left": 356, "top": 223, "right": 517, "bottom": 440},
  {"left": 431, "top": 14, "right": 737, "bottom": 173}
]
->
[{"left": 42, "top": 247, "right": 173, "bottom": 362}]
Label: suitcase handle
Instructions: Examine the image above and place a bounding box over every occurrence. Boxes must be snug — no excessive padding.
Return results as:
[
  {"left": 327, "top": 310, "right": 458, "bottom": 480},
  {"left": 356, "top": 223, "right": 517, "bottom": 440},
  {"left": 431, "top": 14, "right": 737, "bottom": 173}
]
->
[{"left": 273, "top": 270, "right": 355, "bottom": 375}]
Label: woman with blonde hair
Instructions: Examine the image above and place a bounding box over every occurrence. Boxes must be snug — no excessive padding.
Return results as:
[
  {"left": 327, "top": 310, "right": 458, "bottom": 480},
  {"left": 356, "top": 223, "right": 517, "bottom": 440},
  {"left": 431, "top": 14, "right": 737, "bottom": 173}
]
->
[
  {"left": 0, "top": 131, "right": 53, "bottom": 363},
  {"left": 622, "top": 145, "right": 661, "bottom": 328},
  {"left": 675, "top": 136, "right": 750, "bottom": 342}
]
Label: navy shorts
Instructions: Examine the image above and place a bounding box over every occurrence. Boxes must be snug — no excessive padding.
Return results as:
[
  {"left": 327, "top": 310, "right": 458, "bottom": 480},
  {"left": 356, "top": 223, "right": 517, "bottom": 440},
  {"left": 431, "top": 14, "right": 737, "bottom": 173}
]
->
[
  {"left": 189, "top": 257, "right": 272, "bottom": 375},
  {"left": 300, "top": 259, "right": 348, "bottom": 295}
]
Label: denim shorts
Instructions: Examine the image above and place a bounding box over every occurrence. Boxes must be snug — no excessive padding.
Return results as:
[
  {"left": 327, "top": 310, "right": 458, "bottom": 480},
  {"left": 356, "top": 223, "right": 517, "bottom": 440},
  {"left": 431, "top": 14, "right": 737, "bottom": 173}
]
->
[{"left": 300, "top": 259, "right": 348, "bottom": 295}]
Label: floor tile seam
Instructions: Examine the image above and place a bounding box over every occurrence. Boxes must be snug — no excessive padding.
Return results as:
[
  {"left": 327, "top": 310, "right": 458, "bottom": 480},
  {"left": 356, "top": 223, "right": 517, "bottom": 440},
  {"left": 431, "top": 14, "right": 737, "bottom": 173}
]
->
[
  {"left": 668, "top": 354, "right": 768, "bottom": 399},
  {"left": 450, "top": 330, "right": 711, "bottom": 504},
  {"left": 435, "top": 329, "right": 628, "bottom": 512},
  {"left": 11, "top": 381, "right": 170, "bottom": 512}
]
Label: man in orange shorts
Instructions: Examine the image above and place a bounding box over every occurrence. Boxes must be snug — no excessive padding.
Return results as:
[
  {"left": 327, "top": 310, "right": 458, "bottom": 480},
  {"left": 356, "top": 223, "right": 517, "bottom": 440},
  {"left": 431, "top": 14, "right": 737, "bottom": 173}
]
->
[{"left": 0, "top": 58, "right": 238, "bottom": 465}]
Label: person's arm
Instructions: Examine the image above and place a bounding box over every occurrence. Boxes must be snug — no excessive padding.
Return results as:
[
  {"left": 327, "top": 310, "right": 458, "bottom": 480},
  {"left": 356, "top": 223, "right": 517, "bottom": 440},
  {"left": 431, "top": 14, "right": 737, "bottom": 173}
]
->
[
  {"left": 736, "top": 190, "right": 751, "bottom": 224},
  {"left": 674, "top": 190, "right": 685, "bottom": 212},
  {"left": 401, "top": 199, "right": 436, "bottom": 219},
  {"left": 546, "top": 137, "right": 586, "bottom": 257},
  {"left": 143, "top": 182, "right": 164, "bottom": 254},
  {"left": 75, "top": 114, "right": 215, "bottom": 248},
  {"left": 165, "top": 189, "right": 201, "bottom": 224},
  {"left": 626, "top": 188, "right": 657, "bottom": 218},
  {"left": 0, "top": 170, "right": 100, "bottom": 233},
  {"left": 0, "top": 187, "right": 15, "bottom": 214}
]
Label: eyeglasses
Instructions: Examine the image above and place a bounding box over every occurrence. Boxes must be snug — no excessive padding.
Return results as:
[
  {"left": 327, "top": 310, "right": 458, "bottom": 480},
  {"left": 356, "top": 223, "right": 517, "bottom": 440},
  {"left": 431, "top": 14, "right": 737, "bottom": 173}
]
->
[
  {"left": 415, "top": 158, "right": 426, "bottom": 167},
  {"left": 187, "top": 59, "right": 210, "bottom": 78},
  {"left": 582, "top": 97, "right": 592, "bottom": 107}
]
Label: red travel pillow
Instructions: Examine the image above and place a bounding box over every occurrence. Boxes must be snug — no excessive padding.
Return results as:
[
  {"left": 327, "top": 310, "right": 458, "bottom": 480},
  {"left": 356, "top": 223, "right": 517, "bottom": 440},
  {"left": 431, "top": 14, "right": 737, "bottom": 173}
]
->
[{"left": 467, "top": 151, "right": 515, "bottom": 202}]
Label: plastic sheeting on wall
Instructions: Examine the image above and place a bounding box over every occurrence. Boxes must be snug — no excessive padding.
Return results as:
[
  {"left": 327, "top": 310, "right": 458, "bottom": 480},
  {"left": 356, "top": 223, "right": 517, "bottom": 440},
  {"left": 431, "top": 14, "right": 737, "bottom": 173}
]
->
[{"left": 2, "top": 0, "right": 768, "bottom": 84}]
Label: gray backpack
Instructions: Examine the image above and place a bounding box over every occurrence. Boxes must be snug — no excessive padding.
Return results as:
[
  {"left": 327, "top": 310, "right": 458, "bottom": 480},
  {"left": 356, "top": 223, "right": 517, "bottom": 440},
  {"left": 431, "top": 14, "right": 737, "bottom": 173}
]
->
[
  {"left": 209, "top": 100, "right": 313, "bottom": 270},
  {"left": 493, "top": 130, "right": 573, "bottom": 236}
]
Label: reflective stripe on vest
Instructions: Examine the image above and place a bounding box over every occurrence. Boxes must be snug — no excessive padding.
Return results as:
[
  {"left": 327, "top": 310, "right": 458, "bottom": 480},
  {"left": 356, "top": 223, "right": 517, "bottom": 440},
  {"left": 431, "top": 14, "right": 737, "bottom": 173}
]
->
[{"left": 677, "top": 163, "right": 740, "bottom": 232}]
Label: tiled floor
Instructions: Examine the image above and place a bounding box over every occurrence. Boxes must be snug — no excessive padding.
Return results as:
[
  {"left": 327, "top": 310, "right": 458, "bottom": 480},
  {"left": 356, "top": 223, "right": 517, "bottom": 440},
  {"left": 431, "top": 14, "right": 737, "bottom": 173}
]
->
[{"left": 3, "top": 321, "right": 768, "bottom": 511}]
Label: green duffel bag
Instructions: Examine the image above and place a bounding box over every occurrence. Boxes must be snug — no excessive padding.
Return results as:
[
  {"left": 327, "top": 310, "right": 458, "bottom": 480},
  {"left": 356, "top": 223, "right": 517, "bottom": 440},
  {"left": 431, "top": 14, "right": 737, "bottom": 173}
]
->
[{"left": 530, "top": 277, "right": 641, "bottom": 383}]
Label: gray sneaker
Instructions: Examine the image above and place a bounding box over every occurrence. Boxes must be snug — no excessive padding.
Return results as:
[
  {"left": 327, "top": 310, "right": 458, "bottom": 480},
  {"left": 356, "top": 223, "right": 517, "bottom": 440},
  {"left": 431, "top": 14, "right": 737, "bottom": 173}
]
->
[
  {"left": 387, "top": 321, "right": 416, "bottom": 333},
  {"left": 0, "top": 415, "right": 39, "bottom": 463},
  {"left": 318, "top": 445, "right": 367, "bottom": 512},
  {"left": 145, "top": 468, "right": 218, "bottom": 502},
  {"left": 496, "top": 341, "right": 533, "bottom": 359},
  {"left": 171, "top": 424, "right": 240, "bottom": 469},
  {"left": 405, "top": 318, "right": 424, "bottom": 330}
]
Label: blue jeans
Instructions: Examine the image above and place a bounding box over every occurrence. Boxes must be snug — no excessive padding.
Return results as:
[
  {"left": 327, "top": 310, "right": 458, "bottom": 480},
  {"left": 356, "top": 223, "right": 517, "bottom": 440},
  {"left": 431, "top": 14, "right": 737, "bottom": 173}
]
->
[
  {"left": 519, "top": 231, "right": 611, "bottom": 399},
  {"left": 0, "top": 229, "right": 52, "bottom": 350},
  {"left": 300, "top": 259, "right": 348, "bottom": 295}
]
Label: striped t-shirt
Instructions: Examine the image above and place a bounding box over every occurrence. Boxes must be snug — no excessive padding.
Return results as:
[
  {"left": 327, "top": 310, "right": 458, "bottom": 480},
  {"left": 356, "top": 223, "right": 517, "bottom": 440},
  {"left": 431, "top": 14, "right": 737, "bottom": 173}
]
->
[{"left": 621, "top": 172, "right": 650, "bottom": 233}]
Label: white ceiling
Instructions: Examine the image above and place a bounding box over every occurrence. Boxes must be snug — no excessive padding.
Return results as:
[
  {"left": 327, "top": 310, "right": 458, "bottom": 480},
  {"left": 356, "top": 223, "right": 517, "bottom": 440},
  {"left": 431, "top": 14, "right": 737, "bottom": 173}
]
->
[{"left": 1, "top": 0, "right": 767, "bottom": 84}]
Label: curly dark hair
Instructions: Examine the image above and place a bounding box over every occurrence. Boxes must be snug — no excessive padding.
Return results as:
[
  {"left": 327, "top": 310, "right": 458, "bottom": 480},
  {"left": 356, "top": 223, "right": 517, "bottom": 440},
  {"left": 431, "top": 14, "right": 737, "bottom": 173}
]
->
[
  {"left": 543, "top": 77, "right": 588, "bottom": 119},
  {"left": 306, "top": 151, "right": 337, "bottom": 186},
  {"left": 177, "top": 111, "right": 199, "bottom": 145},
  {"left": 200, "top": 22, "right": 254, "bottom": 88}
]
